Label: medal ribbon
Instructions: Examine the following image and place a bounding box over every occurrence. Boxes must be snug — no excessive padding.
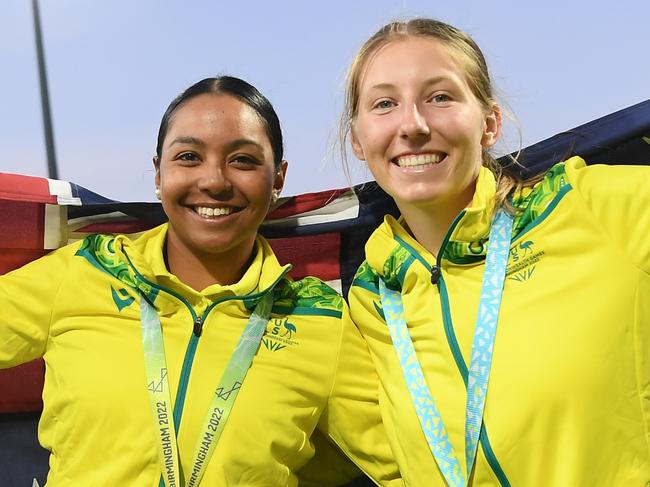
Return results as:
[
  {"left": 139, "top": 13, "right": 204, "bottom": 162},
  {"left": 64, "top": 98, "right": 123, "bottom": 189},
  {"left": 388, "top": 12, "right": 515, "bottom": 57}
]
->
[
  {"left": 140, "top": 292, "right": 273, "bottom": 487},
  {"left": 379, "top": 209, "right": 513, "bottom": 486}
]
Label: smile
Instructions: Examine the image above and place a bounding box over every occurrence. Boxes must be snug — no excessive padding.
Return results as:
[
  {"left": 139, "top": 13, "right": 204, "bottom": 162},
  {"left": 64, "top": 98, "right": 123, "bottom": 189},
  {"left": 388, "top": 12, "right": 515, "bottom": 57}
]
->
[
  {"left": 193, "top": 206, "right": 239, "bottom": 218},
  {"left": 394, "top": 153, "right": 446, "bottom": 168}
]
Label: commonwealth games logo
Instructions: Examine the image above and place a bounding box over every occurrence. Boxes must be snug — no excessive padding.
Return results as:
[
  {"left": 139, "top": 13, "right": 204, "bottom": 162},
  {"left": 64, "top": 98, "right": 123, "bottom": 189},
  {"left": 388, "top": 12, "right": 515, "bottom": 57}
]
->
[
  {"left": 506, "top": 240, "right": 545, "bottom": 282},
  {"left": 261, "top": 317, "right": 299, "bottom": 352}
]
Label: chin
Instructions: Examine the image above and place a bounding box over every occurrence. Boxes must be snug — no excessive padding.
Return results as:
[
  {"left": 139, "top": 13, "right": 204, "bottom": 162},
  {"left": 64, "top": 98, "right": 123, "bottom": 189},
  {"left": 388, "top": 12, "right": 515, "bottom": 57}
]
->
[
  {"left": 182, "top": 232, "right": 246, "bottom": 255},
  {"left": 392, "top": 189, "right": 445, "bottom": 207},
  {"left": 201, "top": 240, "right": 247, "bottom": 256}
]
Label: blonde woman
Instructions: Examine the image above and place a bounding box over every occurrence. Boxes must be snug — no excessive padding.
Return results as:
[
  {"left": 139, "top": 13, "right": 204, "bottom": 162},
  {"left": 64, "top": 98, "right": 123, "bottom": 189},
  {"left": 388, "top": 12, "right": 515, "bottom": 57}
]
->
[{"left": 343, "top": 18, "right": 650, "bottom": 486}]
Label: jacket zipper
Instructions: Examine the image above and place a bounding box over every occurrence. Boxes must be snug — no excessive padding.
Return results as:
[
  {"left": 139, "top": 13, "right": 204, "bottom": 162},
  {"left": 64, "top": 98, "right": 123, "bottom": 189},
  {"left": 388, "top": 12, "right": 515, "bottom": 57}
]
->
[
  {"left": 122, "top": 251, "right": 290, "bottom": 432},
  {"left": 170, "top": 269, "right": 290, "bottom": 431},
  {"left": 431, "top": 210, "right": 511, "bottom": 486}
]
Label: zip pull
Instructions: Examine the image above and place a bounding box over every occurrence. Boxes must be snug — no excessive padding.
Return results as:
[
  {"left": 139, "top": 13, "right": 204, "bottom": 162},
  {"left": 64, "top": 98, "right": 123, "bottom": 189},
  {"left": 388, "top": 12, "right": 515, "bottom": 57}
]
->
[
  {"left": 430, "top": 265, "right": 442, "bottom": 285},
  {"left": 193, "top": 316, "right": 203, "bottom": 337}
]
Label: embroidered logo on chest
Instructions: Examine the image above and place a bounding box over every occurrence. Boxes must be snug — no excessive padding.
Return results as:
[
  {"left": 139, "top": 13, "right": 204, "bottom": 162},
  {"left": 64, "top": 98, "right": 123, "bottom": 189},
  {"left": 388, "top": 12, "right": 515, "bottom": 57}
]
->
[
  {"left": 111, "top": 285, "right": 135, "bottom": 311},
  {"left": 506, "top": 240, "right": 545, "bottom": 282},
  {"left": 262, "top": 317, "right": 299, "bottom": 352}
]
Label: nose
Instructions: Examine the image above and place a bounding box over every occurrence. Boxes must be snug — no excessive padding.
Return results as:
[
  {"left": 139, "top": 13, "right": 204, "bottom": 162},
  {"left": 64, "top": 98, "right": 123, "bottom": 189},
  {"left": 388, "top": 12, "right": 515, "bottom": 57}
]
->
[
  {"left": 197, "top": 161, "right": 233, "bottom": 196},
  {"left": 399, "top": 103, "right": 430, "bottom": 139}
]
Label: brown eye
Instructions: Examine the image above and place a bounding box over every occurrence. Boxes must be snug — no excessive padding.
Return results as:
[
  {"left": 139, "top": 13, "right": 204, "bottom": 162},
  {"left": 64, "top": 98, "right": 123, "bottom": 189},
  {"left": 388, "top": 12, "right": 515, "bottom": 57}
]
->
[
  {"left": 231, "top": 155, "right": 259, "bottom": 167},
  {"left": 178, "top": 152, "right": 199, "bottom": 161}
]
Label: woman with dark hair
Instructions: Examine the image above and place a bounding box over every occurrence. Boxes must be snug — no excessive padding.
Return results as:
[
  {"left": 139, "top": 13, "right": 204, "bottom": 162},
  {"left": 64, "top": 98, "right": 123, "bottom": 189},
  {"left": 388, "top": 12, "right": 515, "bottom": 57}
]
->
[{"left": 0, "top": 76, "right": 401, "bottom": 486}]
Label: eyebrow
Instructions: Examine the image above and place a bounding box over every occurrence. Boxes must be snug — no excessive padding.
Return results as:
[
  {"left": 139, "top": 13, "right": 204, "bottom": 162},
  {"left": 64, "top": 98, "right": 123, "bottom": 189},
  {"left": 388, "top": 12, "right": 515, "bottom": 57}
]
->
[
  {"left": 167, "top": 136, "right": 266, "bottom": 153},
  {"left": 168, "top": 136, "right": 205, "bottom": 148},
  {"left": 368, "top": 76, "right": 453, "bottom": 91},
  {"left": 226, "top": 138, "right": 266, "bottom": 153}
]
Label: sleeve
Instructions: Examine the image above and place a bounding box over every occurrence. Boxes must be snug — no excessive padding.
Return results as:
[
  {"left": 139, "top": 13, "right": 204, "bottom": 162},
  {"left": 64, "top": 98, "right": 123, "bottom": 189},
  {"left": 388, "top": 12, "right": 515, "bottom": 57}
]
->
[
  {"left": 347, "top": 279, "right": 384, "bottom": 344},
  {"left": 316, "top": 302, "right": 402, "bottom": 487},
  {"left": 0, "top": 245, "right": 74, "bottom": 368},
  {"left": 566, "top": 159, "right": 650, "bottom": 273}
]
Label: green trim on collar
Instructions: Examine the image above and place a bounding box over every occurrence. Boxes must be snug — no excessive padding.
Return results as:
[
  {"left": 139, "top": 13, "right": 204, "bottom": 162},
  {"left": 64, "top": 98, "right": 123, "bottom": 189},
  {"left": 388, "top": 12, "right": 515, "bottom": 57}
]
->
[
  {"left": 351, "top": 278, "right": 379, "bottom": 295},
  {"left": 397, "top": 254, "right": 416, "bottom": 287},
  {"left": 513, "top": 184, "right": 572, "bottom": 240},
  {"left": 382, "top": 242, "right": 416, "bottom": 290},
  {"left": 351, "top": 261, "right": 380, "bottom": 294},
  {"left": 271, "top": 306, "right": 342, "bottom": 319},
  {"left": 443, "top": 161, "right": 572, "bottom": 263},
  {"left": 394, "top": 235, "right": 430, "bottom": 272},
  {"left": 76, "top": 234, "right": 137, "bottom": 288},
  {"left": 510, "top": 161, "right": 571, "bottom": 239},
  {"left": 76, "top": 234, "right": 159, "bottom": 302},
  {"left": 370, "top": 161, "right": 574, "bottom": 287},
  {"left": 272, "top": 276, "right": 343, "bottom": 314}
]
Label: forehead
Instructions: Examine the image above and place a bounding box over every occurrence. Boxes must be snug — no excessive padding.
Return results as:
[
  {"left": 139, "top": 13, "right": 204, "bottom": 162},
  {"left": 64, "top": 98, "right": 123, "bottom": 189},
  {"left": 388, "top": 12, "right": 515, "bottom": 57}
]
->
[
  {"left": 359, "top": 36, "right": 467, "bottom": 91},
  {"left": 166, "top": 93, "right": 267, "bottom": 140}
]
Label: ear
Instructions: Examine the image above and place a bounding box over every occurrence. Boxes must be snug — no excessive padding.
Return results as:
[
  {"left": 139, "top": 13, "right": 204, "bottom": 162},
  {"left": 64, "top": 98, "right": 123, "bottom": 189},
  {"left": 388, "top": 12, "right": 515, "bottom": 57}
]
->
[
  {"left": 349, "top": 124, "right": 366, "bottom": 161},
  {"left": 153, "top": 156, "right": 161, "bottom": 190},
  {"left": 481, "top": 103, "right": 502, "bottom": 149},
  {"left": 273, "top": 160, "right": 288, "bottom": 193}
]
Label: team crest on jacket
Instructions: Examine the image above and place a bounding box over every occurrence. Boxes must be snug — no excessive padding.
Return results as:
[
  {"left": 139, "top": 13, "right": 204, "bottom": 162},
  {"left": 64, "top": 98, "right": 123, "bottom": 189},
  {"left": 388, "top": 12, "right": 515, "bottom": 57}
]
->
[
  {"left": 506, "top": 240, "right": 544, "bottom": 282},
  {"left": 111, "top": 285, "right": 135, "bottom": 311},
  {"left": 262, "top": 317, "right": 299, "bottom": 352}
]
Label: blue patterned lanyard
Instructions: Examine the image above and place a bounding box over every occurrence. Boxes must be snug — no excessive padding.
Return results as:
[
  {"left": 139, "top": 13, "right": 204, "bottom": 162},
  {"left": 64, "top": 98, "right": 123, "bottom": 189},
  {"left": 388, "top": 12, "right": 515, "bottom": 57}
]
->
[{"left": 379, "top": 209, "right": 513, "bottom": 486}]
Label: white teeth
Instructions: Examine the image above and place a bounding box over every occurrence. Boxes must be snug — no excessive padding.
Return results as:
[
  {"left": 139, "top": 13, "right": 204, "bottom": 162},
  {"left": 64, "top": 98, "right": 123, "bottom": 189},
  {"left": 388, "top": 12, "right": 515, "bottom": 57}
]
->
[
  {"left": 396, "top": 153, "right": 443, "bottom": 167},
  {"left": 195, "top": 206, "right": 234, "bottom": 218}
]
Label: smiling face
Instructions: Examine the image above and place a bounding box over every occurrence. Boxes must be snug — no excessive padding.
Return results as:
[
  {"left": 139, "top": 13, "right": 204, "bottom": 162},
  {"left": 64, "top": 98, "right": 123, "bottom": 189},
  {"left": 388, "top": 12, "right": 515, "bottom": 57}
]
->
[
  {"left": 155, "top": 93, "right": 285, "bottom": 262},
  {"left": 351, "top": 36, "right": 500, "bottom": 214}
]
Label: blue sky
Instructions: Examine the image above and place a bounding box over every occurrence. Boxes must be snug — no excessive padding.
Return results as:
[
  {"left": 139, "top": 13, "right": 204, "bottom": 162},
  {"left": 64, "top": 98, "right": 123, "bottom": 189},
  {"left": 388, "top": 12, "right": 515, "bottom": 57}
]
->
[{"left": 1, "top": 0, "right": 648, "bottom": 201}]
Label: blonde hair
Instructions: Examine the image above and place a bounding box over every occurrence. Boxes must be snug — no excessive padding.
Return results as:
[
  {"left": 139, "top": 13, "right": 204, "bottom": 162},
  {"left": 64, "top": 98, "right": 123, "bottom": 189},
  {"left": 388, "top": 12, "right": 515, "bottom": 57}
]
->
[{"left": 341, "top": 18, "right": 529, "bottom": 210}]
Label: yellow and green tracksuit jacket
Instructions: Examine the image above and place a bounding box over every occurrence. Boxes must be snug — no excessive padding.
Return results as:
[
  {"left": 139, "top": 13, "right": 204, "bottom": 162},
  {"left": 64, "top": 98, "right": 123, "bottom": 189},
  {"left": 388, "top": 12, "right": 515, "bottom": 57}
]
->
[
  {"left": 0, "top": 224, "right": 401, "bottom": 487},
  {"left": 349, "top": 157, "right": 650, "bottom": 486}
]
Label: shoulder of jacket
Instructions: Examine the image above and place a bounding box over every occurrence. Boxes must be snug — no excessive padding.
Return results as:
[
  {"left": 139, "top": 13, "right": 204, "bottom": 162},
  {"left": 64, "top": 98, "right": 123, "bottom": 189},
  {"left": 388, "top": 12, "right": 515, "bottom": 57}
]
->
[
  {"left": 6, "top": 239, "right": 83, "bottom": 278},
  {"left": 353, "top": 238, "right": 418, "bottom": 294},
  {"left": 510, "top": 160, "right": 574, "bottom": 239},
  {"left": 273, "top": 276, "right": 343, "bottom": 318},
  {"left": 74, "top": 233, "right": 137, "bottom": 288},
  {"left": 514, "top": 160, "right": 572, "bottom": 208},
  {"left": 350, "top": 260, "right": 380, "bottom": 295}
]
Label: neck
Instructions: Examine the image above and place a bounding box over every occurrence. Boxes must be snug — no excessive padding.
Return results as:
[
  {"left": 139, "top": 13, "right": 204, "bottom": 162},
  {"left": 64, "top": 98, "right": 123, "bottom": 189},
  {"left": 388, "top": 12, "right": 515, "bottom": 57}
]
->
[
  {"left": 165, "top": 234, "right": 256, "bottom": 292},
  {"left": 398, "top": 183, "right": 477, "bottom": 257}
]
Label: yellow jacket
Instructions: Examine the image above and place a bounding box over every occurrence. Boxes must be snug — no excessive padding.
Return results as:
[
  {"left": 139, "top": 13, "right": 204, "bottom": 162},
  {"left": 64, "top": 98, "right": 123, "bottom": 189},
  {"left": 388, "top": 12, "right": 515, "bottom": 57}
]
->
[
  {"left": 349, "top": 157, "right": 650, "bottom": 486},
  {"left": 0, "top": 224, "right": 401, "bottom": 486}
]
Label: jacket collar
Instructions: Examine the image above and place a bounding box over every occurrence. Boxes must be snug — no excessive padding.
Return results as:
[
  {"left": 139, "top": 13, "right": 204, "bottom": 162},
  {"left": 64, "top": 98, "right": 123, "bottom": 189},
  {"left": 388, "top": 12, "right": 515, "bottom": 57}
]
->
[
  {"left": 365, "top": 158, "right": 578, "bottom": 282},
  {"left": 108, "top": 224, "right": 290, "bottom": 315},
  {"left": 448, "top": 165, "right": 497, "bottom": 246},
  {"left": 365, "top": 165, "right": 497, "bottom": 280}
]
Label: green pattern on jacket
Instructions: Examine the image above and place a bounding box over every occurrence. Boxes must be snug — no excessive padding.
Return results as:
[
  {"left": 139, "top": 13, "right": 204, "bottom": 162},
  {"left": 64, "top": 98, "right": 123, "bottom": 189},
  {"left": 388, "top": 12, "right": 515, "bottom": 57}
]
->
[
  {"left": 78, "top": 234, "right": 341, "bottom": 315},
  {"left": 77, "top": 234, "right": 136, "bottom": 287},
  {"left": 444, "top": 161, "right": 569, "bottom": 263},
  {"left": 353, "top": 161, "right": 571, "bottom": 288},
  {"left": 273, "top": 277, "right": 343, "bottom": 313},
  {"left": 76, "top": 234, "right": 157, "bottom": 300}
]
